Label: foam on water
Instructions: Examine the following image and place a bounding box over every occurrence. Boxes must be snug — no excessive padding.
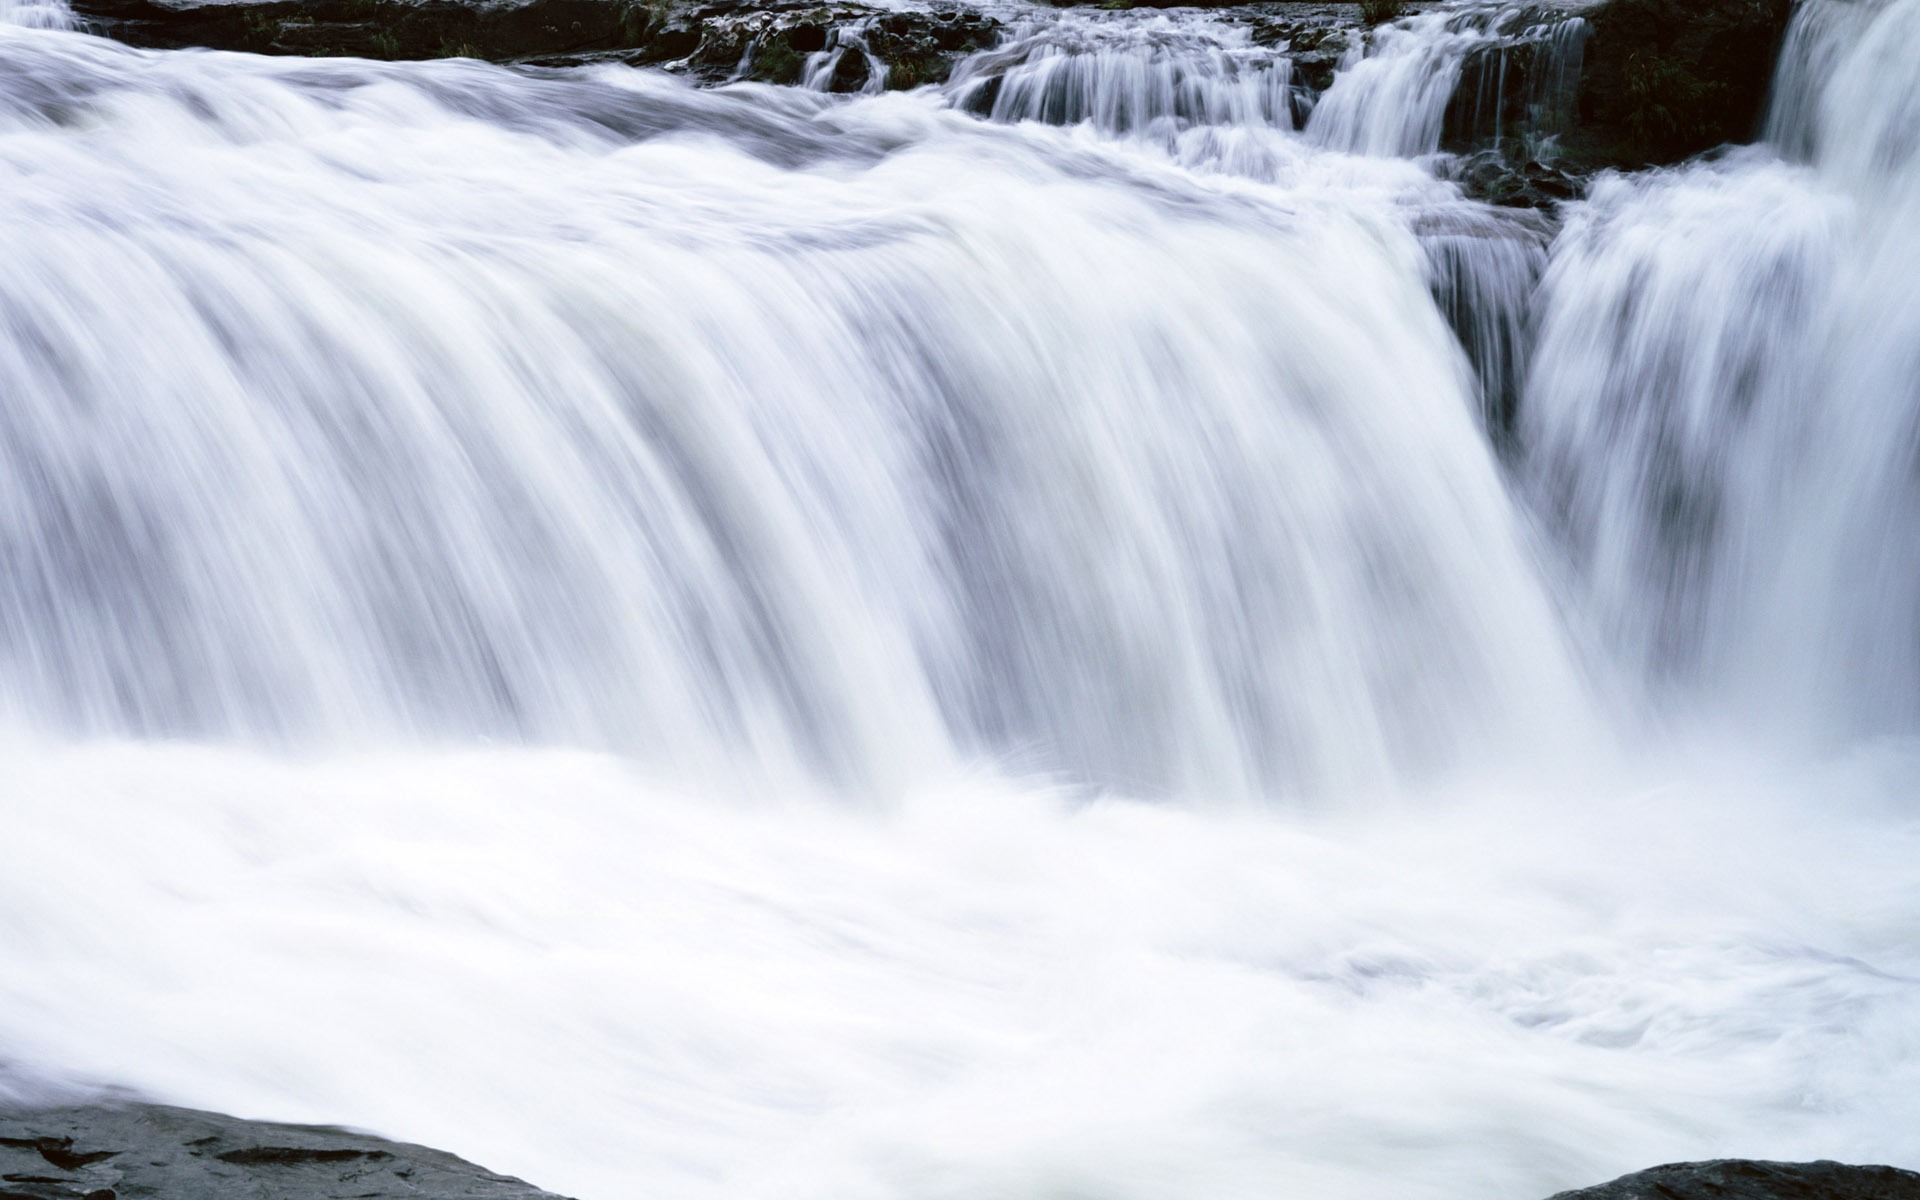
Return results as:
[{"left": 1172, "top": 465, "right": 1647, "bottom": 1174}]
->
[{"left": 3, "top": 735, "right": 1919, "bottom": 1200}]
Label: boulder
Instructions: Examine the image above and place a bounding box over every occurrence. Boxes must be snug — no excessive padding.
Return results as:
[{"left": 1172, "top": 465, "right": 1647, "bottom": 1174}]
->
[
  {"left": 1550, "top": 1160, "right": 1920, "bottom": 1200},
  {"left": 1, "top": 1098, "right": 571, "bottom": 1200}
]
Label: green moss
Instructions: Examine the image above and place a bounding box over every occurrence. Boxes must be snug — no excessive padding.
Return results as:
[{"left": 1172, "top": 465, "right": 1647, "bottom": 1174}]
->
[
  {"left": 615, "top": 2, "right": 654, "bottom": 44},
  {"left": 240, "top": 8, "right": 278, "bottom": 44},
  {"left": 749, "top": 37, "right": 803, "bottom": 84}
]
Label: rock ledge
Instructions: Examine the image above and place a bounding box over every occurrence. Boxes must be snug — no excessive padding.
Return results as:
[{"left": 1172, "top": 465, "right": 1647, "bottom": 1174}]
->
[
  {"left": 1, "top": 1099, "right": 571, "bottom": 1200},
  {"left": 1550, "top": 1160, "right": 1920, "bottom": 1200}
]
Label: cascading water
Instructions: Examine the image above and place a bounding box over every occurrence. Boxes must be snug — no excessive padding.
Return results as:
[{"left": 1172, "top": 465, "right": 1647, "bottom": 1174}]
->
[
  {"left": 1307, "top": 3, "right": 1584, "bottom": 158},
  {"left": 1522, "top": 0, "right": 1920, "bottom": 741},
  {"left": 949, "top": 13, "right": 1300, "bottom": 136},
  {"left": 2, "top": 1, "right": 1918, "bottom": 1198},
  {"left": 0, "top": 13, "right": 1593, "bottom": 800},
  {"left": 798, "top": 22, "right": 887, "bottom": 93}
]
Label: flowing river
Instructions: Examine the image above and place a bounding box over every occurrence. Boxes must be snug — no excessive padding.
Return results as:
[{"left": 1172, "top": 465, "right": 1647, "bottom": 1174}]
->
[{"left": 1, "top": 0, "right": 1917, "bottom": 1194}]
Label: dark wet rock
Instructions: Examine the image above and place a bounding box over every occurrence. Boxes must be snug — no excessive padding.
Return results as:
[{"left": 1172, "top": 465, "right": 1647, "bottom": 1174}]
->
[
  {"left": 0, "top": 1099, "right": 571, "bottom": 1200},
  {"left": 71, "top": 0, "right": 663, "bottom": 62},
  {"left": 67, "top": 0, "right": 999, "bottom": 86},
  {"left": 1569, "top": 0, "right": 1794, "bottom": 165},
  {"left": 865, "top": 10, "right": 998, "bottom": 85},
  {"left": 825, "top": 41, "right": 870, "bottom": 89},
  {"left": 681, "top": 4, "right": 997, "bottom": 87},
  {"left": 1445, "top": 146, "right": 1585, "bottom": 205},
  {"left": 1440, "top": 11, "right": 1589, "bottom": 154},
  {"left": 1284, "top": 40, "right": 1348, "bottom": 91},
  {"left": 1245, "top": 16, "right": 1353, "bottom": 91},
  {"left": 68, "top": 0, "right": 658, "bottom": 61},
  {"left": 1550, "top": 1160, "right": 1920, "bottom": 1200}
]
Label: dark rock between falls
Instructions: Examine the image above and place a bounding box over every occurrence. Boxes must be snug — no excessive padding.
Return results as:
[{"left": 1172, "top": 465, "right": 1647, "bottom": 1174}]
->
[
  {"left": 1, "top": 1099, "right": 572, "bottom": 1200},
  {"left": 1569, "top": 0, "right": 1795, "bottom": 165}
]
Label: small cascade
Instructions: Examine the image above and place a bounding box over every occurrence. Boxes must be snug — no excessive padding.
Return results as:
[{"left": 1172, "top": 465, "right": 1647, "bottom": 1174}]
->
[
  {"left": 944, "top": 2, "right": 1589, "bottom": 169},
  {"left": 800, "top": 21, "right": 887, "bottom": 94},
  {"left": 0, "top": 0, "right": 71, "bottom": 30},
  {"left": 1306, "top": 3, "right": 1585, "bottom": 158},
  {"left": 935, "top": 11, "right": 1334, "bottom": 183},
  {"left": 946, "top": 13, "right": 1299, "bottom": 136},
  {"left": 1441, "top": 9, "right": 1587, "bottom": 156},
  {"left": 1421, "top": 206, "right": 1552, "bottom": 443}
]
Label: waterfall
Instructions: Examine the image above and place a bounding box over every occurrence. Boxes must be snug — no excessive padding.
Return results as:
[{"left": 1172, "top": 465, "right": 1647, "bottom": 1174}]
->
[
  {"left": 3, "top": 2, "right": 1920, "bottom": 1200},
  {"left": 1521, "top": 0, "right": 1920, "bottom": 740},
  {"left": 799, "top": 20, "right": 887, "bottom": 94},
  {"left": 0, "top": 17, "right": 1593, "bottom": 801}
]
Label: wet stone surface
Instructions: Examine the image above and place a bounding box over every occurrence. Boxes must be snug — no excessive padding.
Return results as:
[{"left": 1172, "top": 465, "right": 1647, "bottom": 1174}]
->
[
  {"left": 1549, "top": 1161, "right": 1920, "bottom": 1200},
  {"left": 66, "top": 0, "right": 1003, "bottom": 87},
  {"left": 1, "top": 1101, "right": 571, "bottom": 1200}
]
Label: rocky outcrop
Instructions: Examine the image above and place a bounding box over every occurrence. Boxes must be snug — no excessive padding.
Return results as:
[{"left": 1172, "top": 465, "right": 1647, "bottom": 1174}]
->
[
  {"left": 1550, "top": 1160, "right": 1920, "bottom": 1200},
  {"left": 1245, "top": 15, "right": 1354, "bottom": 91},
  {"left": 1569, "top": 0, "right": 1795, "bottom": 165},
  {"left": 68, "top": 0, "right": 999, "bottom": 87},
  {"left": 676, "top": 1, "right": 998, "bottom": 88},
  {"left": 1424, "top": 0, "right": 1795, "bottom": 194},
  {"left": 1, "top": 1099, "right": 570, "bottom": 1200},
  {"left": 71, "top": 0, "right": 669, "bottom": 63}
]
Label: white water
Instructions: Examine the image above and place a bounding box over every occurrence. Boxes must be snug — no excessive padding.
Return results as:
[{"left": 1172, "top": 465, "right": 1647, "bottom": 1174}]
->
[
  {"left": 1521, "top": 0, "right": 1920, "bottom": 744},
  {"left": 1307, "top": 4, "right": 1584, "bottom": 159},
  {"left": 1, "top": 0, "right": 1918, "bottom": 1197}
]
